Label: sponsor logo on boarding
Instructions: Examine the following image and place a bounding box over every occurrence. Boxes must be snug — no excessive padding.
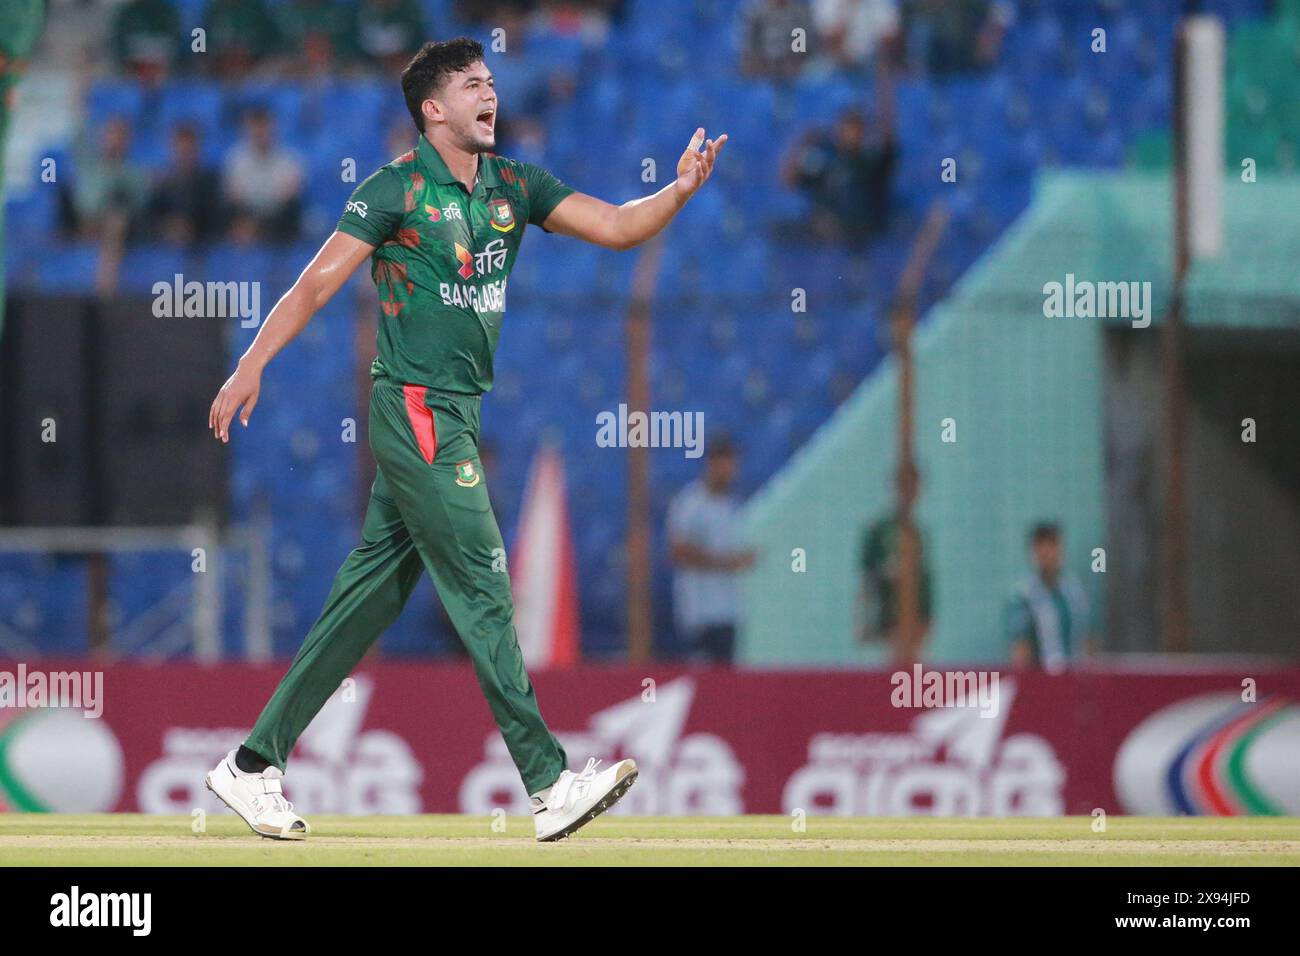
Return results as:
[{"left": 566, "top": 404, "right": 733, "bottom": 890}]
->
[
  {"left": 137, "top": 676, "right": 421, "bottom": 815},
  {"left": 1113, "top": 692, "right": 1300, "bottom": 816},
  {"left": 783, "top": 679, "right": 1067, "bottom": 816},
  {"left": 0, "top": 707, "right": 124, "bottom": 812},
  {"left": 460, "top": 677, "right": 744, "bottom": 815}
]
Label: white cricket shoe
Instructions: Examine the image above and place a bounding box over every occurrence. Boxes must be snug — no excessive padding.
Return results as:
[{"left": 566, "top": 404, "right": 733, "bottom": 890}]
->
[
  {"left": 534, "top": 757, "right": 638, "bottom": 842},
  {"left": 205, "top": 750, "right": 311, "bottom": 840}
]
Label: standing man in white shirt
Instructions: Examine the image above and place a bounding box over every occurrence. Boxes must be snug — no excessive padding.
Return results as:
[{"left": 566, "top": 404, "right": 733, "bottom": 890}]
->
[{"left": 667, "top": 434, "right": 758, "bottom": 664}]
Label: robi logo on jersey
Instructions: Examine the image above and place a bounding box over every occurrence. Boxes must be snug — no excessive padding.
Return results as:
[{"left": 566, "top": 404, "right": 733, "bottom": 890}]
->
[
  {"left": 453, "top": 239, "right": 509, "bottom": 280},
  {"left": 454, "top": 243, "right": 474, "bottom": 279}
]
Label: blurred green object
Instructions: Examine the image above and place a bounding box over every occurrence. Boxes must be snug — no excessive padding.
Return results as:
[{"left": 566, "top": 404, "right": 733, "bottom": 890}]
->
[
  {"left": 0, "top": 0, "right": 47, "bottom": 339},
  {"left": 1134, "top": 9, "right": 1300, "bottom": 174},
  {"left": 859, "top": 514, "right": 933, "bottom": 641}
]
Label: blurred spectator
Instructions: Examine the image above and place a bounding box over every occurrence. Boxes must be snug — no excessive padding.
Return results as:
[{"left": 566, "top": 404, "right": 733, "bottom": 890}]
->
[
  {"left": 529, "top": 0, "right": 617, "bottom": 45},
  {"left": 454, "top": 0, "right": 624, "bottom": 26},
  {"left": 491, "top": 6, "right": 567, "bottom": 113},
  {"left": 60, "top": 117, "right": 149, "bottom": 240},
  {"left": 146, "top": 124, "right": 222, "bottom": 247},
  {"left": 454, "top": 0, "right": 534, "bottom": 26},
  {"left": 781, "top": 98, "right": 896, "bottom": 243},
  {"left": 279, "top": 0, "right": 359, "bottom": 78},
  {"left": 488, "top": 7, "right": 564, "bottom": 163},
  {"left": 354, "top": 0, "right": 427, "bottom": 74},
  {"left": 668, "top": 434, "right": 757, "bottom": 665},
  {"left": 111, "top": 0, "right": 180, "bottom": 83},
  {"left": 220, "top": 107, "right": 304, "bottom": 243},
  {"left": 740, "top": 0, "right": 812, "bottom": 81},
  {"left": 813, "top": 0, "right": 900, "bottom": 73},
  {"left": 901, "top": 0, "right": 1012, "bottom": 75},
  {"left": 858, "top": 513, "right": 932, "bottom": 657},
  {"left": 204, "top": 0, "right": 285, "bottom": 78},
  {"left": 1006, "top": 522, "right": 1092, "bottom": 673}
]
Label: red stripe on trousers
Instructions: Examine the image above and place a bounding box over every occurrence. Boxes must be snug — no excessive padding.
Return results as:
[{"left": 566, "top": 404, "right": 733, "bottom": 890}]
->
[{"left": 403, "top": 384, "right": 437, "bottom": 464}]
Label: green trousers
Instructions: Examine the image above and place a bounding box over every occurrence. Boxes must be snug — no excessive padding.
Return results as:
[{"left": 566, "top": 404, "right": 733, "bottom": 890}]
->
[{"left": 244, "top": 377, "right": 568, "bottom": 795}]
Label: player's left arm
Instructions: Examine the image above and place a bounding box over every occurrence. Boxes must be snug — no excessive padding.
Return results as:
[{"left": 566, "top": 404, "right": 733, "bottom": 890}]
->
[{"left": 542, "top": 128, "right": 728, "bottom": 251}]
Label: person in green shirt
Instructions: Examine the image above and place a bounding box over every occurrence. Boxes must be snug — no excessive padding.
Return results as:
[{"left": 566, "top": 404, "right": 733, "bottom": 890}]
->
[
  {"left": 110, "top": 0, "right": 180, "bottom": 81},
  {"left": 205, "top": 37, "right": 727, "bottom": 843},
  {"left": 203, "top": 0, "right": 285, "bottom": 77},
  {"left": 858, "top": 513, "right": 932, "bottom": 659},
  {"left": 354, "top": 0, "right": 428, "bottom": 73},
  {"left": 278, "top": 0, "right": 361, "bottom": 73},
  {"left": 1006, "top": 521, "right": 1092, "bottom": 674}
]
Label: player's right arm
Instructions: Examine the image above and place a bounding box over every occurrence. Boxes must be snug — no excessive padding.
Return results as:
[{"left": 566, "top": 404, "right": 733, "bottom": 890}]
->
[{"left": 208, "top": 231, "right": 374, "bottom": 442}]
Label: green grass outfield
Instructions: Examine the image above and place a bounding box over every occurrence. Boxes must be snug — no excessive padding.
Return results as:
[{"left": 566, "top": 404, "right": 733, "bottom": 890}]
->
[{"left": 1, "top": 815, "right": 1298, "bottom": 866}]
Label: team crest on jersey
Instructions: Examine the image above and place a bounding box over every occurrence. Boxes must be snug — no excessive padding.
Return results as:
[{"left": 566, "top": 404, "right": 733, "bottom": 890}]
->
[
  {"left": 488, "top": 198, "right": 515, "bottom": 232},
  {"left": 454, "top": 460, "right": 481, "bottom": 488}
]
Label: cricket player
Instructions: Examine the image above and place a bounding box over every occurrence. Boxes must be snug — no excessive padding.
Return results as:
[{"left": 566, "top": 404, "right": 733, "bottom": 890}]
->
[{"left": 205, "top": 37, "right": 726, "bottom": 842}]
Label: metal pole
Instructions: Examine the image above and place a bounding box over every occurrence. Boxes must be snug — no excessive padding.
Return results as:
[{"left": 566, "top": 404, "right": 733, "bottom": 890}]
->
[
  {"left": 1161, "top": 22, "right": 1192, "bottom": 653},
  {"left": 892, "top": 205, "right": 948, "bottom": 664},
  {"left": 243, "top": 507, "right": 273, "bottom": 663},
  {"left": 87, "top": 553, "right": 110, "bottom": 658},
  {"left": 625, "top": 236, "right": 664, "bottom": 664},
  {"left": 191, "top": 511, "right": 222, "bottom": 662}
]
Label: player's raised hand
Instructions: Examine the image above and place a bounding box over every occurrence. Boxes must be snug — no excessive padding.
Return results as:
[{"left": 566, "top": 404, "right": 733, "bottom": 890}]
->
[
  {"left": 674, "top": 127, "right": 728, "bottom": 201},
  {"left": 208, "top": 362, "right": 262, "bottom": 443}
]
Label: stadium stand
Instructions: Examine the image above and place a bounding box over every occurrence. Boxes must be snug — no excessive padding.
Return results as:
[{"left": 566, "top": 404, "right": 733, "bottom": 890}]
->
[{"left": 1, "top": 0, "right": 1290, "bottom": 659}]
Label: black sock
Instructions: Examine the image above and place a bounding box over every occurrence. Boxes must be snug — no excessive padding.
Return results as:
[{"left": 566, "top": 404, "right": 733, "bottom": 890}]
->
[{"left": 234, "top": 745, "right": 272, "bottom": 774}]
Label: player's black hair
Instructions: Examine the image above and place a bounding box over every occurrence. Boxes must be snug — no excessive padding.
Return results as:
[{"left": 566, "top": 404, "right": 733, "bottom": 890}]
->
[
  {"left": 1028, "top": 521, "right": 1061, "bottom": 544},
  {"left": 401, "top": 37, "right": 487, "bottom": 132}
]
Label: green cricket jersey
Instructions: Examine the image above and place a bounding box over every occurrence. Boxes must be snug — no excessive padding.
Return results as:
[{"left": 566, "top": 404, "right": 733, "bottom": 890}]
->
[{"left": 337, "top": 136, "right": 574, "bottom": 394}]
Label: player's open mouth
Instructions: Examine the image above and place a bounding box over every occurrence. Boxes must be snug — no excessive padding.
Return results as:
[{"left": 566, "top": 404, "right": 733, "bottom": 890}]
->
[{"left": 476, "top": 108, "right": 495, "bottom": 135}]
